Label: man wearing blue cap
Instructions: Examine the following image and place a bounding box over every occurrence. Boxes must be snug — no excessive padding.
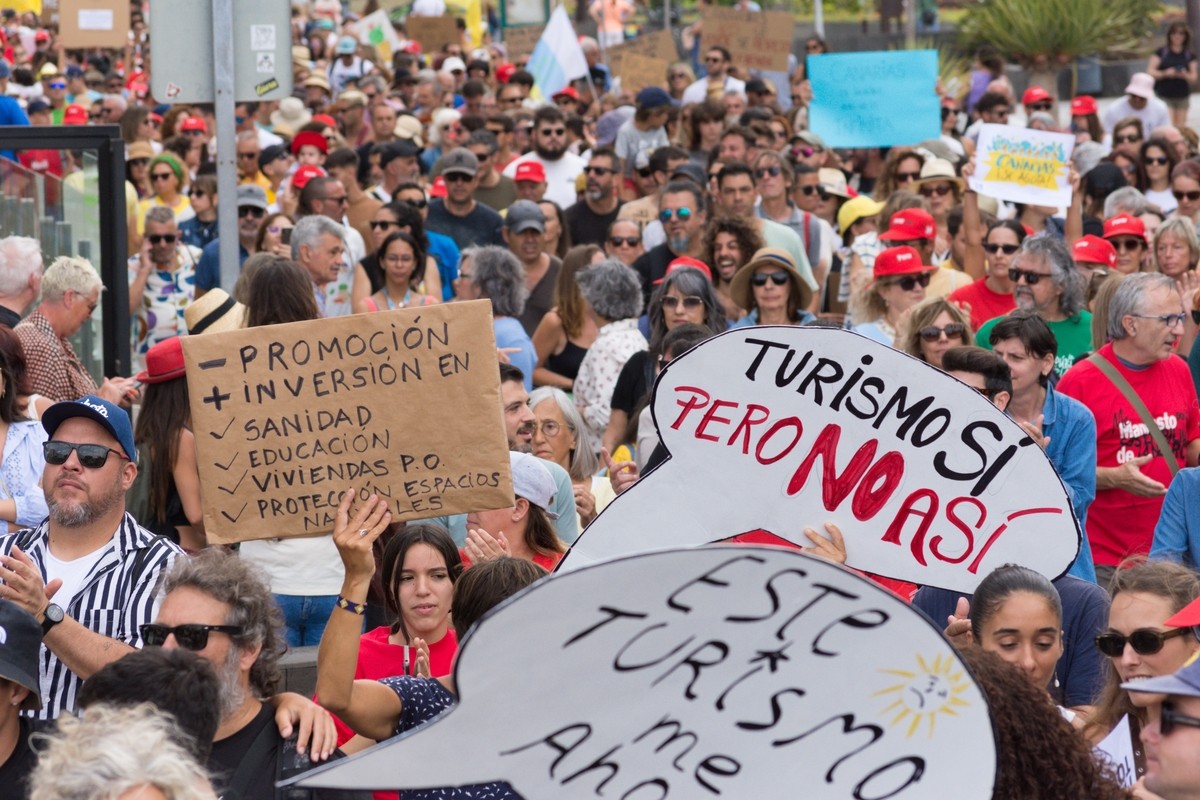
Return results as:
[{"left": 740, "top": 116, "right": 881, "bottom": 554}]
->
[{"left": 0, "top": 396, "right": 181, "bottom": 719}]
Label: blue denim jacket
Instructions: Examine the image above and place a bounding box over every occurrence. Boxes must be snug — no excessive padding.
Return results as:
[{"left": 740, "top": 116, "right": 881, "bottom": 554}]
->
[{"left": 1041, "top": 387, "right": 1098, "bottom": 582}]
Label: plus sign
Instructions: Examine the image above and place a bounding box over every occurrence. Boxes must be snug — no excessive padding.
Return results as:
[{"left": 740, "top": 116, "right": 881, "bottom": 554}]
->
[{"left": 203, "top": 385, "right": 231, "bottom": 412}]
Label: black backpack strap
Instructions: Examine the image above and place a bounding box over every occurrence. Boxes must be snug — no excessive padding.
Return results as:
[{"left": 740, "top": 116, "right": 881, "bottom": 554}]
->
[{"left": 223, "top": 719, "right": 283, "bottom": 800}]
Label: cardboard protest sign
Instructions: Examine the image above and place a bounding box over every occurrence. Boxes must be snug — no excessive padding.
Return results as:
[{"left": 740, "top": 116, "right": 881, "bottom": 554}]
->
[
  {"left": 614, "top": 51, "right": 670, "bottom": 93},
  {"left": 968, "top": 124, "right": 1075, "bottom": 207},
  {"left": 808, "top": 51, "right": 940, "bottom": 148},
  {"left": 561, "top": 327, "right": 1081, "bottom": 593},
  {"left": 607, "top": 28, "right": 677, "bottom": 62},
  {"left": 289, "top": 546, "right": 997, "bottom": 796},
  {"left": 700, "top": 7, "right": 793, "bottom": 72},
  {"left": 405, "top": 14, "right": 459, "bottom": 53},
  {"left": 58, "top": 0, "right": 128, "bottom": 49},
  {"left": 181, "top": 301, "right": 513, "bottom": 544},
  {"left": 1095, "top": 715, "right": 1137, "bottom": 788},
  {"left": 501, "top": 24, "right": 544, "bottom": 59}
]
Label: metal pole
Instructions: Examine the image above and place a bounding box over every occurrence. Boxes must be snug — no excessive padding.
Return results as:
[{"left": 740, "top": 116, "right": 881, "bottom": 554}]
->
[
  {"left": 813, "top": 0, "right": 824, "bottom": 39},
  {"left": 213, "top": 0, "right": 240, "bottom": 294}
]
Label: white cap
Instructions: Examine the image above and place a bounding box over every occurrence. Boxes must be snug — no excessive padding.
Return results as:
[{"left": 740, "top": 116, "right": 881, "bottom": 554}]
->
[
  {"left": 441, "top": 56, "right": 467, "bottom": 75},
  {"left": 509, "top": 452, "right": 559, "bottom": 519}
]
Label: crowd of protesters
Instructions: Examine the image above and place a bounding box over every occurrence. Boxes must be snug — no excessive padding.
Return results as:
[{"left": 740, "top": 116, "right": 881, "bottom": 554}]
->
[{"left": 5, "top": 1, "right": 1200, "bottom": 798}]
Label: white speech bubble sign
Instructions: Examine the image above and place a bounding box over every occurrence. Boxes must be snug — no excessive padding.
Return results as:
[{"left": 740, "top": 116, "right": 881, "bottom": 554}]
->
[
  {"left": 289, "top": 546, "right": 996, "bottom": 796},
  {"left": 560, "top": 327, "right": 1080, "bottom": 593}
]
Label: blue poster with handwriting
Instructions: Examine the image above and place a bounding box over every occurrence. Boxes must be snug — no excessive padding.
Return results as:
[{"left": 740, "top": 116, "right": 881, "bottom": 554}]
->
[{"left": 808, "top": 51, "right": 940, "bottom": 147}]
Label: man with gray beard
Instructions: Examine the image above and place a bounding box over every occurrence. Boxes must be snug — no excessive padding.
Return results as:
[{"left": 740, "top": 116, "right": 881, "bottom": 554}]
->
[
  {"left": 151, "top": 548, "right": 367, "bottom": 800},
  {"left": 0, "top": 395, "right": 181, "bottom": 719}
]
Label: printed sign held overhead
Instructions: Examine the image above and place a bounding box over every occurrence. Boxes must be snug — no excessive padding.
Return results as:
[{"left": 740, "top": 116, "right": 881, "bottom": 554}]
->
[{"left": 968, "top": 124, "right": 1075, "bottom": 207}]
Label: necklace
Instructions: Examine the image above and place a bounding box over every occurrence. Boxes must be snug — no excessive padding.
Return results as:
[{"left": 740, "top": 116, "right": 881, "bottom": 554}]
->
[{"left": 383, "top": 285, "right": 413, "bottom": 310}]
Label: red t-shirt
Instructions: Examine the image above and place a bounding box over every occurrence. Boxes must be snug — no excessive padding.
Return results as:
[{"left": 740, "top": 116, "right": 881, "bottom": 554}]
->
[
  {"left": 459, "top": 549, "right": 563, "bottom": 572},
  {"left": 1056, "top": 344, "right": 1200, "bottom": 566},
  {"left": 948, "top": 277, "right": 1016, "bottom": 331}
]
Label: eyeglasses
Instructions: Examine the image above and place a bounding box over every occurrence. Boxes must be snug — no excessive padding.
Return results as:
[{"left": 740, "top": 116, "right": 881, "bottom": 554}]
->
[
  {"left": 797, "top": 185, "right": 829, "bottom": 200},
  {"left": 1094, "top": 627, "right": 1189, "bottom": 657},
  {"left": 400, "top": 197, "right": 428, "bottom": 209},
  {"left": 661, "top": 295, "right": 704, "bottom": 310},
  {"left": 140, "top": 623, "right": 245, "bottom": 651},
  {"left": 659, "top": 208, "right": 693, "bottom": 222},
  {"left": 895, "top": 171, "right": 921, "bottom": 182},
  {"left": 920, "top": 183, "right": 955, "bottom": 197},
  {"left": 237, "top": 152, "right": 259, "bottom": 160},
  {"left": 1008, "top": 267, "right": 1052, "bottom": 284},
  {"left": 884, "top": 273, "right": 932, "bottom": 291},
  {"left": 705, "top": 56, "right": 725, "bottom": 64},
  {"left": 1114, "top": 134, "right": 1142, "bottom": 144},
  {"left": 919, "top": 322, "right": 966, "bottom": 342},
  {"left": 370, "top": 220, "right": 399, "bottom": 231},
  {"left": 150, "top": 172, "right": 175, "bottom": 182},
  {"left": 1132, "top": 312, "right": 1188, "bottom": 327},
  {"left": 191, "top": 191, "right": 206, "bottom": 199},
  {"left": 670, "top": 72, "right": 689, "bottom": 80},
  {"left": 48, "top": 81, "right": 66, "bottom": 89},
  {"left": 991, "top": 108, "right": 1011, "bottom": 118},
  {"left": 983, "top": 243, "right": 1020, "bottom": 256},
  {"left": 322, "top": 195, "right": 350, "bottom": 204},
  {"left": 500, "top": 95, "right": 523, "bottom": 105},
  {"left": 538, "top": 127, "right": 566, "bottom": 137},
  {"left": 755, "top": 165, "right": 782, "bottom": 179},
  {"left": 1028, "top": 101, "right": 1053, "bottom": 112},
  {"left": 637, "top": 167, "right": 654, "bottom": 179},
  {"left": 44, "top": 441, "right": 129, "bottom": 469},
  {"left": 536, "top": 420, "right": 562, "bottom": 437},
  {"left": 1174, "top": 189, "right": 1200, "bottom": 202},
  {"left": 147, "top": 234, "right": 178, "bottom": 245},
  {"left": 444, "top": 173, "right": 473, "bottom": 183},
  {"left": 128, "top": 158, "right": 149, "bottom": 168},
  {"left": 238, "top": 206, "right": 266, "bottom": 218},
  {"left": 585, "top": 165, "right": 615, "bottom": 175},
  {"left": 609, "top": 236, "right": 640, "bottom": 247},
  {"left": 751, "top": 271, "right": 790, "bottom": 287},
  {"left": 1160, "top": 702, "right": 1200, "bottom": 737},
  {"left": 1146, "top": 156, "right": 1170, "bottom": 166},
  {"left": 1110, "top": 237, "right": 1145, "bottom": 253}
]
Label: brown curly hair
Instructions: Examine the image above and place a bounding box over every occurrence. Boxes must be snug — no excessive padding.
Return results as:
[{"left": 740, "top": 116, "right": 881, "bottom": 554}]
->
[{"left": 957, "top": 647, "right": 1133, "bottom": 800}]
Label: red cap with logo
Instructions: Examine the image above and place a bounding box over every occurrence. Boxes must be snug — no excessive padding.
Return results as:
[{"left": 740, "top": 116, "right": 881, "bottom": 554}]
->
[
  {"left": 290, "top": 164, "right": 327, "bottom": 190},
  {"left": 291, "top": 130, "right": 328, "bottom": 155},
  {"left": 873, "top": 246, "right": 932, "bottom": 280},
  {"left": 878, "top": 209, "right": 937, "bottom": 242},
  {"left": 1102, "top": 215, "right": 1147, "bottom": 241},
  {"left": 513, "top": 161, "right": 546, "bottom": 183},
  {"left": 1070, "top": 95, "right": 1098, "bottom": 116},
  {"left": 1022, "top": 85, "right": 1052, "bottom": 106},
  {"left": 180, "top": 116, "right": 207, "bottom": 133},
  {"left": 62, "top": 104, "right": 89, "bottom": 126},
  {"left": 1072, "top": 235, "right": 1117, "bottom": 269},
  {"left": 654, "top": 256, "right": 713, "bottom": 284}
]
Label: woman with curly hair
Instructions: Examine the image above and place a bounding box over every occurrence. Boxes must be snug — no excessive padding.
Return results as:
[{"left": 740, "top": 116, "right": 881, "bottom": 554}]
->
[
  {"left": 873, "top": 147, "right": 924, "bottom": 202},
  {"left": 531, "top": 244, "right": 602, "bottom": 391},
  {"left": 899, "top": 296, "right": 972, "bottom": 368}
]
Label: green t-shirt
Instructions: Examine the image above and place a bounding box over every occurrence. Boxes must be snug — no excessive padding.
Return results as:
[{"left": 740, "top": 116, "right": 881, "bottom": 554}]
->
[{"left": 976, "top": 310, "right": 1093, "bottom": 378}]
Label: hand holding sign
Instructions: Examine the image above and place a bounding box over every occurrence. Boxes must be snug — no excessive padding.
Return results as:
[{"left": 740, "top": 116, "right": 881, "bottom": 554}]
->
[
  {"left": 562, "top": 328, "right": 1081, "bottom": 593},
  {"left": 289, "top": 546, "right": 996, "bottom": 797}
]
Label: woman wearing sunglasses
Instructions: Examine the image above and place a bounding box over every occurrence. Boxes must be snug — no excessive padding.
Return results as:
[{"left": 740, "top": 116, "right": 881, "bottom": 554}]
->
[
  {"left": 360, "top": 202, "right": 447, "bottom": 302},
  {"left": 1141, "top": 138, "right": 1181, "bottom": 214},
  {"left": 1083, "top": 560, "right": 1200, "bottom": 782},
  {"left": 730, "top": 246, "right": 815, "bottom": 329},
  {"left": 1170, "top": 160, "right": 1200, "bottom": 228},
  {"left": 136, "top": 153, "right": 193, "bottom": 236},
  {"left": 872, "top": 148, "right": 924, "bottom": 202},
  {"left": 900, "top": 297, "right": 973, "bottom": 368},
  {"left": 849, "top": 245, "right": 934, "bottom": 346}
]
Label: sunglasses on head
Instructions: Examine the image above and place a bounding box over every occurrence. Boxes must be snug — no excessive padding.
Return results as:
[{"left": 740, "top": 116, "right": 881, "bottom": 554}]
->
[
  {"left": 1174, "top": 189, "right": 1200, "bottom": 202},
  {"left": 751, "top": 271, "right": 789, "bottom": 287},
  {"left": 884, "top": 272, "right": 931, "bottom": 291},
  {"left": 659, "top": 208, "right": 692, "bottom": 222},
  {"left": 43, "top": 441, "right": 128, "bottom": 469},
  {"left": 1094, "top": 627, "right": 1189, "bottom": 657},
  {"left": 662, "top": 295, "right": 704, "bottom": 310},
  {"left": 1114, "top": 133, "right": 1142, "bottom": 144},
  {"left": 920, "top": 183, "right": 954, "bottom": 197},
  {"left": 140, "top": 623, "right": 245, "bottom": 651},
  {"left": 1160, "top": 701, "right": 1200, "bottom": 737},
  {"left": 609, "top": 235, "right": 640, "bottom": 247},
  {"left": 919, "top": 322, "right": 965, "bottom": 342},
  {"left": 148, "top": 234, "right": 177, "bottom": 245},
  {"left": 983, "top": 242, "right": 1020, "bottom": 256},
  {"left": 755, "top": 165, "right": 782, "bottom": 179}
]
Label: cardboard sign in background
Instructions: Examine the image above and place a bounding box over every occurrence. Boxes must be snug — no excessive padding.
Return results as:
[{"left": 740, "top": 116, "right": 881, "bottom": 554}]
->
[
  {"left": 700, "top": 8, "right": 793, "bottom": 72},
  {"left": 182, "top": 302, "right": 513, "bottom": 544},
  {"left": 58, "top": 0, "right": 128, "bottom": 49},
  {"left": 968, "top": 124, "right": 1075, "bottom": 207},
  {"left": 808, "top": 51, "right": 940, "bottom": 148},
  {"left": 501, "top": 24, "right": 544, "bottom": 59},
  {"left": 614, "top": 51, "right": 669, "bottom": 93},
  {"left": 560, "top": 327, "right": 1082, "bottom": 593},
  {"left": 406, "top": 15, "right": 459, "bottom": 53},
  {"left": 291, "top": 546, "right": 997, "bottom": 797}
]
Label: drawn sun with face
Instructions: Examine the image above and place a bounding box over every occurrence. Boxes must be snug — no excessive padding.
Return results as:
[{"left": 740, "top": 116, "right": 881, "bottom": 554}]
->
[{"left": 873, "top": 653, "right": 974, "bottom": 738}]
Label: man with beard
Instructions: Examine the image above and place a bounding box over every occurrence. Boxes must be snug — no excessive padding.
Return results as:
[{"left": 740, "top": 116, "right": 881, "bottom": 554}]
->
[
  {"left": 704, "top": 215, "right": 764, "bottom": 322},
  {"left": 503, "top": 201, "right": 560, "bottom": 335},
  {"left": 422, "top": 364, "right": 579, "bottom": 546},
  {"left": 973, "top": 235, "right": 1093, "bottom": 379},
  {"left": 632, "top": 180, "right": 710, "bottom": 306},
  {"left": 502, "top": 106, "right": 587, "bottom": 209},
  {"left": 0, "top": 396, "right": 182, "bottom": 719},
  {"left": 150, "top": 548, "right": 365, "bottom": 800},
  {"left": 565, "top": 148, "right": 624, "bottom": 246},
  {"left": 426, "top": 148, "right": 504, "bottom": 248}
]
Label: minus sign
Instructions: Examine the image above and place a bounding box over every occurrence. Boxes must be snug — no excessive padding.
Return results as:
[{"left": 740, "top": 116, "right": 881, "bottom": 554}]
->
[{"left": 199, "top": 358, "right": 228, "bottom": 370}]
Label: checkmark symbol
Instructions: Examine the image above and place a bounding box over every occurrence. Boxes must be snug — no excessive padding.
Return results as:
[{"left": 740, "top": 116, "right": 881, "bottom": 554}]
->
[
  {"left": 220, "top": 503, "right": 248, "bottom": 523},
  {"left": 214, "top": 453, "right": 239, "bottom": 471},
  {"left": 210, "top": 418, "right": 236, "bottom": 440},
  {"left": 218, "top": 470, "right": 248, "bottom": 495}
]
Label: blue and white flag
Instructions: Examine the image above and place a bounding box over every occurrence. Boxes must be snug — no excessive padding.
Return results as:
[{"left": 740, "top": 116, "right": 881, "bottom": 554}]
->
[{"left": 526, "top": 5, "right": 588, "bottom": 99}]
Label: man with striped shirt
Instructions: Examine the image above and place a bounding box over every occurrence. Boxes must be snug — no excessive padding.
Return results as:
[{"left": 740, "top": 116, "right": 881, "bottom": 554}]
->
[{"left": 0, "top": 395, "right": 181, "bottom": 718}]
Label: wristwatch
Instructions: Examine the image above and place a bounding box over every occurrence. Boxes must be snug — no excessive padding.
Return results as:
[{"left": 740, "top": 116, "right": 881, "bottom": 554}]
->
[{"left": 42, "top": 603, "right": 64, "bottom": 636}]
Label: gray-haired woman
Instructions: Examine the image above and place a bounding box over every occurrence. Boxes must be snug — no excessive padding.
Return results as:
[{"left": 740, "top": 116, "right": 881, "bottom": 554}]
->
[
  {"left": 529, "top": 386, "right": 614, "bottom": 528},
  {"left": 459, "top": 246, "right": 536, "bottom": 390},
  {"left": 574, "top": 259, "right": 647, "bottom": 447}
]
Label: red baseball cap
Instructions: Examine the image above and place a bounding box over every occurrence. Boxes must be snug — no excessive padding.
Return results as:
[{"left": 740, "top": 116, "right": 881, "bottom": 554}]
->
[
  {"left": 180, "top": 116, "right": 207, "bottom": 133},
  {"left": 1022, "top": 85, "right": 1052, "bottom": 106},
  {"left": 1070, "top": 95, "right": 1098, "bottom": 116},
  {"left": 553, "top": 86, "right": 580, "bottom": 101},
  {"left": 873, "top": 246, "right": 932, "bottom": 280},
  {"left": 34, "top": 30, "right": 49, "bottom": 43},
  {"left": 430, "top": 176, "right": 448, "bottom": 198},
  {"left": 878, "top": 209, "right": 937, "bottom": 242},
  {"left": 1072, "top": 235, "right": 1117, "bottom": 269},
  {"left": 654, "top": 256, "right": 712, "bottom": 284},
  {"left": 496, "top": 63, "right": 516, "bottom": 84},
  {"left": 290, "top": 164, "right": 327, "bottom": 190},
  {"left": 1102, "top": 215, "right": 1147, "bottom": 241},
  {"left": 62, "top": 104, "right": 89, "bottom": 126},
  {"left": 291, "top": 130, "right": 328, "bottom": 155},
  {"left": 312, "top": 113, "right": 338, "bottom": 129},
  {"left": 514, "top": 161, "right": 546, "bottom": 183}
]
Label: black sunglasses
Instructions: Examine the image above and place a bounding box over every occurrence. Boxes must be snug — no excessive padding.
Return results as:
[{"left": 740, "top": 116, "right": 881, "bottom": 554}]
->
[
  {"left": 44, "top": 441, "right": 128, "bottom": 469},
  {"left": 884, "top": 273, "right": 931, "bottom": 291},
  {"left": 400, "top": 197, "right": 427, "bottom": 209},
  {"left": 585, "top": 165, "right": 615, "bottom": 175},
  {"left": 755, "top": 165, "right": 782, "bottom": 179},
  {"left": 920, "top": 183, "right": 955, "bottom": 197},
  {"left": 1161, "top": 701, "right": 1200, "bottom": 736},
  {"left": 140, "top": 623, "right": 245, "bottom": 651},
  {"left": 1146, "top": 156, "right": 1170, "bottom": 166},
  {"left": 751, "top": 271, "right": 789, "bottom": 287},
  {"left": 797, "top": 184, "right": 830, "bottom": 200},
  {"left": 1114, "top": 134, "right": 1142, "bottom": 144},
  {"left": 148, "top": 234, "right": 177, "bottom": 244},
  {"left": 609, "top": 236, "right": 640, "bottom": 247},
  {"left": 370, "top": 220, "right": 399, "bottom": 231},
  {"left": 1095, "top": 627, "right": 1189, "bottom": 657},
  {"left": 443, "top": 173, "right": 473, "bottom": 183},
  {"left": 1008, "top": 267, "right": 1052, "bottom": 284},
  {"left": 1028, "top": 101, "right": 1053, "bottom": 112},
  {"left": 238, "top": 206, "right": 265, "bottom": 218},
  {"left": 919, "top": 322, "right": 965, "bottom": 342},
  {"left": 1174, "top": 189, "right": 1200, "bottom": 202},
  {"left": 983, "top": 243, "right": 1020, "bottom": 256}
]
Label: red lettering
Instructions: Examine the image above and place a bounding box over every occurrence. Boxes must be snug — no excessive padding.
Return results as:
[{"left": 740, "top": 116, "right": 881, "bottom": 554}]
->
[
  {"left": 755, "top": 417, "right": 804, "bottom": 465},
  {"left": 728, "top": 404, "right": 771, "bottom": 455},
  {"left": 670, "top": 386, "right": 711, "bottom": 431},
  {"left": 696, "top": 399, "right": 739, "bottom": 442},
  {"left": 786, "top": 424, "right": 879, "bottom": 512},
  {"left": 967, "top": 507, "right": 1063, "bottom": 574},
  {"left": 929, "top": 497, "right": 986, "bottom": 565},
  {"left": 880, "top": 489, "right": 938, "bottom": 567},
  {"left": 851, "top": 452, "right": 905, "bottom": 520}
]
